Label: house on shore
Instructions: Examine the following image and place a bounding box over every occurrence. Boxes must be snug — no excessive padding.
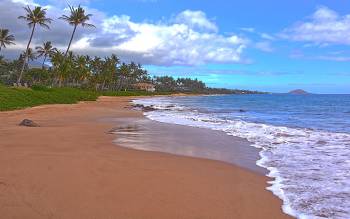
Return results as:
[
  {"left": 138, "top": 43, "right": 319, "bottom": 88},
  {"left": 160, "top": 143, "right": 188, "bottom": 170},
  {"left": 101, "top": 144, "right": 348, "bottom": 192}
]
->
[{"left": 133, "top": 82, "right": 156, "bottom": 92}]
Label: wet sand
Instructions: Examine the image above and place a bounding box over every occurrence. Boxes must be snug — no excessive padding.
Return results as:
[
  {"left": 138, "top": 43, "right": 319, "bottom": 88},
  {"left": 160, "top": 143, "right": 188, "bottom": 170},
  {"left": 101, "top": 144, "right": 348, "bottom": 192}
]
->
[
  {"left": 0, "top": 96, "right": 291, "bottom": 219},
  {"left": 112, "top": 117, "right": 266, "bottom": 174}
]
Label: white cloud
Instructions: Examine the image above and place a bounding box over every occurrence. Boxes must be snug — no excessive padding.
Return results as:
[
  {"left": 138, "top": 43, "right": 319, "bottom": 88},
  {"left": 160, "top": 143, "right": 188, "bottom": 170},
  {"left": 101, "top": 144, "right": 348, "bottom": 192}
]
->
[
  {"left": 174, "top": 10, "right": 218, "bottom": 32},
  {"left": 88, "top": 14, "right": 247, "bottom": 65},
  {"left": 255, "top": 41, "right": 274, "bottom": 52},
  {"left": 12, "top": 0, "right": 36, "bottom": 5},
  {"left": 281, "top": 6, "right": 350, "bottom": 45},
  {"left": 260, "top": 33, "right": 275, "bottom": 40},
  {"left": 239, "top": 28, "right": 276, "bottom": 42}
]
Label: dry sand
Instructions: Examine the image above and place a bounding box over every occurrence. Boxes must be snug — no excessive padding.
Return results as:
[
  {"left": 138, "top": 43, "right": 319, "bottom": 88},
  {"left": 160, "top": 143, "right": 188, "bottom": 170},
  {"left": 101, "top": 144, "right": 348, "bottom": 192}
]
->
[{"left": 0, "top": 96, "right": 291, "bottom": 219}]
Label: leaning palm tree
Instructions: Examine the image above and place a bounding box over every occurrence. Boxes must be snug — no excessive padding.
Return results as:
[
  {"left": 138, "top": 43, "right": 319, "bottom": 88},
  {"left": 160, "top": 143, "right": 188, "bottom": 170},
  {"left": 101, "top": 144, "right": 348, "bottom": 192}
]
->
[
  {"left": 36, "top": 41, "right": 57, "bottom": 69},
  {"left": 0, "top": 29, "right": 15, "bottom": 53},
  {"left": 17, "top": 6, "right": 52, "bottom": 84},
  {"left": 59, "top": 5, "right": 95, "bottom": 57}
]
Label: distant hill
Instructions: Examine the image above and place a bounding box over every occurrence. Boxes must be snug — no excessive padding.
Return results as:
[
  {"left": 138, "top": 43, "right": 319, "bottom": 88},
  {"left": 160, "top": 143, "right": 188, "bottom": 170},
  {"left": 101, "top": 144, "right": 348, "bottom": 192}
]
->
[{"left": 288, "top": 89, "right": 309, "bottom": 95}]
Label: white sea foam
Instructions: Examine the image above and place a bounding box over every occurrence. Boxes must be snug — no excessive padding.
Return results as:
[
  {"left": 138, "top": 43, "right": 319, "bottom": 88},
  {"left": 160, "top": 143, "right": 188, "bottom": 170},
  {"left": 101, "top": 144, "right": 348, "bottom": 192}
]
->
[{"left": 133, "top": 97, "right": 350, "bottom": 219}]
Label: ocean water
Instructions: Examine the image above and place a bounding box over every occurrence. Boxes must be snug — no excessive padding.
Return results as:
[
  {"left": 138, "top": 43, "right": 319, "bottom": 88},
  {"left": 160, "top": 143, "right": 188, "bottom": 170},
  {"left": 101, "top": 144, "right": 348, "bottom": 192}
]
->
[{"left": 133, "top": 94, "right": 350, "bottom": 219}]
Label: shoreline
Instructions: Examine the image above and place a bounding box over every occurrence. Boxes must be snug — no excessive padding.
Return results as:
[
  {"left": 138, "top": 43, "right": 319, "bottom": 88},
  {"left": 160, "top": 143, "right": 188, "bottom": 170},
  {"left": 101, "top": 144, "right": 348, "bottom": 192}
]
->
[{"left": 0, "top": 96, "right": 291, "bottom": 218}]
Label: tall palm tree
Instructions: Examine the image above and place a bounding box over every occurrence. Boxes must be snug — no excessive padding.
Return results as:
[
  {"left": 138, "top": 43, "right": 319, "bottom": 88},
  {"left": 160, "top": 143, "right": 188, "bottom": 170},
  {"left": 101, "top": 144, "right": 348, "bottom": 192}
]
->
[
  {"left": 17, "top": 6, "right": 52, "bottom": 84},
  {"left": 0, "top": 29, "right": 15, "bottom": 53},
  {"left": 59, "top": 5, "right": 95, "bottom": 57},
  {"left": 36, "top": 41, "right": 57, "bottom": 69}
]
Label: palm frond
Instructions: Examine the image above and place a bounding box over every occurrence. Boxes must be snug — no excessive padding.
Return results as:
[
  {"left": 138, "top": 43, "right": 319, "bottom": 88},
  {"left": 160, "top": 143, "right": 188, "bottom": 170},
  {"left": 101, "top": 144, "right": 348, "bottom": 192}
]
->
[
  {"left": 18, "top": 6, "right": 52, "bottom": 29},
  {"left": 39, "top": 23, "right": 50, "bottom": 29},
  {"left": 60, "top": 5, "right": 95, "bottom": 28},
  {"left": 81, "top": 23, "right": 96, "bottom": 28},
  {"left": 0, "top": 29, "right": 16, "bottom": 48}
]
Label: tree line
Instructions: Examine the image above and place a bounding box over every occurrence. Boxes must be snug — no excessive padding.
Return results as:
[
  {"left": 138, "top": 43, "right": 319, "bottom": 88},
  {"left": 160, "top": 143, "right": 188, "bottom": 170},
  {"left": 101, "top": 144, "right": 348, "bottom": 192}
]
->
[{"left": 152, "top": 76, "right": 264, "bottom": 94}]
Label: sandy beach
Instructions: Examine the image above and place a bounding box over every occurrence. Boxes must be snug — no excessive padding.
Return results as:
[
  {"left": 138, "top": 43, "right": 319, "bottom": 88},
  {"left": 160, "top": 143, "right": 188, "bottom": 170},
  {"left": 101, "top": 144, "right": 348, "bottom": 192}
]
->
[{"left": 0, "top": 96, "right": 291, "bottom": 219}]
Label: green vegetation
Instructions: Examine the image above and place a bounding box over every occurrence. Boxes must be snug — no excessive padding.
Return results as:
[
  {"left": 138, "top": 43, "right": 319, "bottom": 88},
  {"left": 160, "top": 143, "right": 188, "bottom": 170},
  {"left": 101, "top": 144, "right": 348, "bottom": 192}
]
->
[
  {"left": 35, "top": 41, "right": 57, "bottom": 69},
  {"left": 0, "top": 85, "right": 97, "bottom": 111},
  {"left": 0, "top": 85, "right": 172, "bottom": 111},
  {"left": 153, "top": 76, "right": 265, "bottom": 94}
]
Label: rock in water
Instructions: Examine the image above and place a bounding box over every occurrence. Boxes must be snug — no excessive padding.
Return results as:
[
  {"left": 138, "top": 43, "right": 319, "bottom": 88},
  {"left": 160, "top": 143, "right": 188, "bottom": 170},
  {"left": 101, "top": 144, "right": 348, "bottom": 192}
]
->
[
  {"left": 19, "top": 119, "right": 40, "bottom": 127},
  {"left": 288, "top": 89, "right": 309, "bottom": 95},
  {"left": 142, "top": 106, "right": 156, "bottom": 112}
]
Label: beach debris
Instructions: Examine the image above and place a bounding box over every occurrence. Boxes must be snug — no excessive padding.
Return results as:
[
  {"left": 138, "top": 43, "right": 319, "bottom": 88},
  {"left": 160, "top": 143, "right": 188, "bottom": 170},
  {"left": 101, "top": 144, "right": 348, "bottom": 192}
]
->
[{"left": 19, "top": 119, "right": 40, "bottom": 127}]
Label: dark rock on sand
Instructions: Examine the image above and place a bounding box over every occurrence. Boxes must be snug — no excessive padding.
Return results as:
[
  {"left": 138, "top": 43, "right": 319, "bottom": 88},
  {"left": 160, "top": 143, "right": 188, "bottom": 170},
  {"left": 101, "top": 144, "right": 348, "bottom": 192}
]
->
[{"left": 19, "top": 119, "right": 40, "bottom": 127}]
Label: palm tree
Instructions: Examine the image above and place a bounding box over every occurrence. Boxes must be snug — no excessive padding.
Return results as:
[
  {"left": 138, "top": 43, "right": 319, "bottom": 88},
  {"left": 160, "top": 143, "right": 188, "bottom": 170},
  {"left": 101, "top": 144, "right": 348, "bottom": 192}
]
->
[
  {"left": 51, "top": 50, "right": 73, "bottom": 87},
  {"left": 59, "top": 5, "right": 95, "bottom": 57},
  {"left": 18, "top": 48, "right": 36, "bottom": 66},
  {"left": 118, "top": 63, "right": 130, "bottom": 91},
  {"left": 26, "top": 48, "right": 36, "bottom": 62},
  {"left": 0, "top": 29, "right": 15, "bottom": 53},
  {"left": 17, "top": 6, "right": 52, "bottom": 84},
  {"left": 36, "top": 41, "right": 57, "bottom": 69}
]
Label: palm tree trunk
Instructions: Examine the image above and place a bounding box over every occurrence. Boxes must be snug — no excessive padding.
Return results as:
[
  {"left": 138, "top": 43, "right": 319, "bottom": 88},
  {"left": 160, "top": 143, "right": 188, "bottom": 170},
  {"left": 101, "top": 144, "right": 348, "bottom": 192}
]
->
[
  {"left": 117, "top": 77, "right": 123, "bottom": 91},
  {"left": 59, "top": 76, "right": 62, "bottom": 87},
  {"left": 102, "top": 79, "right": 106, "bottom": 91},
  {"left": 65, "top": 25, "right": 77, "bottom": 57},
  {"left": 18, "top": 24, "right": 36, "bottom": 84},
  {"left": 42, "top": 55, "right": 47, "bottom": 69}
]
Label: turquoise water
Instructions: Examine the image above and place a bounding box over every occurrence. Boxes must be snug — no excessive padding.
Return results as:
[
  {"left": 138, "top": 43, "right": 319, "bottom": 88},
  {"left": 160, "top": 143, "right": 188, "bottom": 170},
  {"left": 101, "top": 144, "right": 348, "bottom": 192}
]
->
[{"left": 134, "top": 94, "right": 350, "bottom": 219}]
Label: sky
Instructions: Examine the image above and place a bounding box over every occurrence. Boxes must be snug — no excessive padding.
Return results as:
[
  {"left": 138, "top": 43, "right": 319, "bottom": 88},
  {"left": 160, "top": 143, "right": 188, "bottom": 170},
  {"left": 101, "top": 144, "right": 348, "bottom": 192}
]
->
[{"left": 1, "top": 0, "right": 350, "bottom": 93}]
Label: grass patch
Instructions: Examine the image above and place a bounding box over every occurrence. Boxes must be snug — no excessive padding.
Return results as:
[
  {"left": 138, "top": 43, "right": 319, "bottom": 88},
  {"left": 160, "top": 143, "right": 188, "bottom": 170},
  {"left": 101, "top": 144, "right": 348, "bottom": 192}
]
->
[{"left": 0, "top": 85, "right": 172, "bottom": 111}]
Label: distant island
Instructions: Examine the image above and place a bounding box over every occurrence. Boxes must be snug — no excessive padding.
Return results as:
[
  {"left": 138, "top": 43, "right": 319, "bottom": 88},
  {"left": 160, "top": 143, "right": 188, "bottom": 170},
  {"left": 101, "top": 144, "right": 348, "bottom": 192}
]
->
[{"left": 288, "top": 89, "right": 309, "bottom": 95}]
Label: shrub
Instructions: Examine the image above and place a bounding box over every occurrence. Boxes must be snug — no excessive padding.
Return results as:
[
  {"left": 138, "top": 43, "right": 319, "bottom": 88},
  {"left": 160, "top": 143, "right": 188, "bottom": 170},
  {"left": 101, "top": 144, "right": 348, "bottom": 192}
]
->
[{"left": 31, "top": 84, "right": 51, "bottom": 91}]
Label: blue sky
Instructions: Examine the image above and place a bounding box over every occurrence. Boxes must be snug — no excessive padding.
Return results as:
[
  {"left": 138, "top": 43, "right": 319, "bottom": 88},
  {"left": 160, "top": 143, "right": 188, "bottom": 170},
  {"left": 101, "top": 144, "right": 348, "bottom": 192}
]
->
[{"left": 3, "top": 0, "right": 350, "bottom": 93}]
